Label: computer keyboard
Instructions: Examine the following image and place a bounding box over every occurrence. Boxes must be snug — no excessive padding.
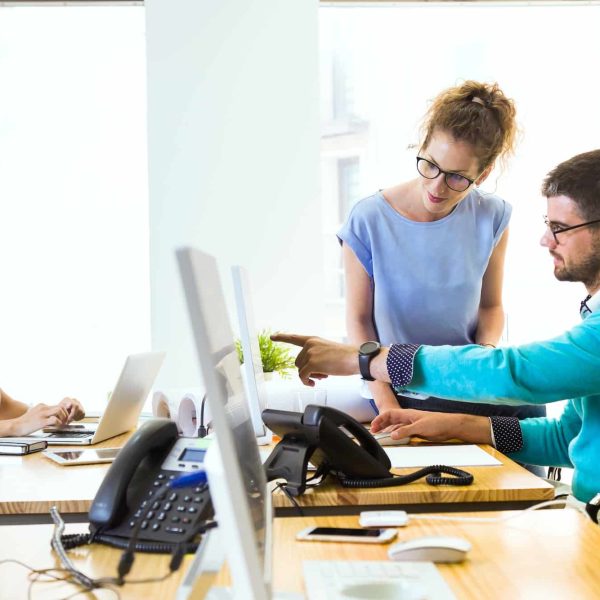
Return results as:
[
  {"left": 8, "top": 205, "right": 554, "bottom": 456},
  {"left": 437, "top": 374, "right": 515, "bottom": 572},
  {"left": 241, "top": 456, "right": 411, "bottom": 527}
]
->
[
  {"left": 48, "top": 431, "right": 93, "bottom": 438},
  {"left": 303, "top": 560, "right": 455, "bottom": 600}
]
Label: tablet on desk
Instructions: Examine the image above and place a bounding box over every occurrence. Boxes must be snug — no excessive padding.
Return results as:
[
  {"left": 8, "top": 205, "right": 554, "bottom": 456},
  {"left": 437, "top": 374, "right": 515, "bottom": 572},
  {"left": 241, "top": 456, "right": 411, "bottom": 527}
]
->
[{"left": 43, "top": 448, "right": 120, "bottom": 466}]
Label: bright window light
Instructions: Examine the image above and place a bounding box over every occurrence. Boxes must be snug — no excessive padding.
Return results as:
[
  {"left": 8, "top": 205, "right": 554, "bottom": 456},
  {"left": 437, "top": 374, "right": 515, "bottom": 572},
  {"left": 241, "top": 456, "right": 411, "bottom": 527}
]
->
[
  {"left": 0, "top": 6, "right": 149, "bottom": 412},
  {"left": 320, "top": 3, "right": 600, "bottom": 435}
]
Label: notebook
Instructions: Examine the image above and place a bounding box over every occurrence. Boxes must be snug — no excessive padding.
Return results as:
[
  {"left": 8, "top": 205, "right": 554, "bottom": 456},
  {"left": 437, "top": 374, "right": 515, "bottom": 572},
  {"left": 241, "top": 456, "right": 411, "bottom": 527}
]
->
[
  {"left": 0, "top": 352, "right": 165, "bottom": 446},
  {"left": 176, "top": 246, "right": 456, "bottom": 600}
]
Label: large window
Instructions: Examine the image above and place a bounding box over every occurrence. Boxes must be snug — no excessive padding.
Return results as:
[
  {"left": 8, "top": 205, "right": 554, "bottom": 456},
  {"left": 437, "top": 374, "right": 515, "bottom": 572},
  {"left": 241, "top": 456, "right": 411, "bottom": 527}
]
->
[
  {"left": 320, "top": 2, "right": 600, "bottom": 441},
  {"left": 320, "top": 2, "right": 600, "bottom": 342},
  {"left": 0, "top": 6, "right": 148, "bottom": 412}
]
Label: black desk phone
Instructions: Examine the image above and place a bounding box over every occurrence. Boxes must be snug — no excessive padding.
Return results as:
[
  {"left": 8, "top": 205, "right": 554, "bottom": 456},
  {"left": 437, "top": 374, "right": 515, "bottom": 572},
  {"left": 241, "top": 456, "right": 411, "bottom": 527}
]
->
[
  {"left": 88, "top": 418, "right": 214, "bottom": 553},
  {"left": 262, "top": 405, "right": 473, "bottom": 496}
]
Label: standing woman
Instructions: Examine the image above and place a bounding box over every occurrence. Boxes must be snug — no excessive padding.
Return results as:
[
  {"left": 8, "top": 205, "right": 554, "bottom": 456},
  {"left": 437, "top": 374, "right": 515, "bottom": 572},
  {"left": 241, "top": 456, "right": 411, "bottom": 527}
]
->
[{"left": 338, "top": 80, "right": 545, "bottom": 422}]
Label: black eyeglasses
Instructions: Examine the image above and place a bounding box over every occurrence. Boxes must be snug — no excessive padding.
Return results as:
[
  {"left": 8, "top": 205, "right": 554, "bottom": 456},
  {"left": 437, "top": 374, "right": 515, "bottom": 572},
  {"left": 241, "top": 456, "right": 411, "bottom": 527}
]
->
[
  {"left": 543, "top": 216, "right": 600, "bottom": 244},
  {"left": 416, "top": 156, "right": 476, "bottom": 193}
]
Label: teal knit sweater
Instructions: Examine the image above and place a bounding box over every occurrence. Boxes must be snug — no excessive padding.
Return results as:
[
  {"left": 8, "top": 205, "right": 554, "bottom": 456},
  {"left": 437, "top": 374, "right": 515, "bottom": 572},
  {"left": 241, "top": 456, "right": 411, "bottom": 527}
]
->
[{"left": 404, "top": 310, "right": 600, "bottom": 502}]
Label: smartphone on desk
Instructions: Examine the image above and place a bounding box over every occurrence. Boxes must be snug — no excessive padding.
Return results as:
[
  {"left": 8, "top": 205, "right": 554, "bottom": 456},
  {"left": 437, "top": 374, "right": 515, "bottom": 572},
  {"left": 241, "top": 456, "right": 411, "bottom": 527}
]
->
[
  {"left": 296, "top": 526, "right": 397, "bottom": 544},
  {"left": 43, "top": 447, "right": 120, "bottom": 466}
]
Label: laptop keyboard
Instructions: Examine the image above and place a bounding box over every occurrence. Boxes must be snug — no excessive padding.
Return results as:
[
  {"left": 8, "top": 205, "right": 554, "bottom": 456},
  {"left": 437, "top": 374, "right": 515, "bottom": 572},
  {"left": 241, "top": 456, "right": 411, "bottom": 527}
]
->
[
  {"left": 48, "top": 431, "right": 92, "bottom": 438},
  {"left": 303, "top": 560, "right": 456, "bottom": 600}
]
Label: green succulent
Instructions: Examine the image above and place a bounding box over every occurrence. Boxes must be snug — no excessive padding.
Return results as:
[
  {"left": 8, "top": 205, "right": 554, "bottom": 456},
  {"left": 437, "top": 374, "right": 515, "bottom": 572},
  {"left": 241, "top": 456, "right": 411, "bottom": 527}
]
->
[{"left": 236, "top": 329, "right": 296, "bottom": 378}]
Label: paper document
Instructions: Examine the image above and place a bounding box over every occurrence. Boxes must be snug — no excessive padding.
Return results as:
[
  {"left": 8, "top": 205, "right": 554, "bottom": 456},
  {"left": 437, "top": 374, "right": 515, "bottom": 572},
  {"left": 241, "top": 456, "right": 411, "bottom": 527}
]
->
[{"left": 384, "top": 444, "right": 501, "bottom": 468}]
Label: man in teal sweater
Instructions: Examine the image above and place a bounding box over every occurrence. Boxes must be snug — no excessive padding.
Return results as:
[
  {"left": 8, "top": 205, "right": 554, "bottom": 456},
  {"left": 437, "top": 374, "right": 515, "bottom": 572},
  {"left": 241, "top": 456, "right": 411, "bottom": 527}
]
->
[{"left": 273, "top": 149, "right": 600, "bottom": 509}]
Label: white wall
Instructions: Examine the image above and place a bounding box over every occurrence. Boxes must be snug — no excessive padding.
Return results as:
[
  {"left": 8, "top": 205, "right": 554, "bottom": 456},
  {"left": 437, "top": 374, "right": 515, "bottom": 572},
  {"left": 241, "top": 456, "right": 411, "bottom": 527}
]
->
[{"left": 145, "top": 0, "right": 321, "bottom": 390}]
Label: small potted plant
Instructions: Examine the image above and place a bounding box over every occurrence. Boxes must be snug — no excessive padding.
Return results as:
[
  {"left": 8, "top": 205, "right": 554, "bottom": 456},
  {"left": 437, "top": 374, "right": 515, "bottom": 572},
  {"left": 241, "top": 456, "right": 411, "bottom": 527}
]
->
[{"left": 236, "top": 329, "right": 296, "bottom": 379}]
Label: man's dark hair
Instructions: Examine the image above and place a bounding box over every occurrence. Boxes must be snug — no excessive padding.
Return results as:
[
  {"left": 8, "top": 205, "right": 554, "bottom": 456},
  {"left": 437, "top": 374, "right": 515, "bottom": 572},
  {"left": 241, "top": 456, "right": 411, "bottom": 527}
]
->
[{"left": 541, "top": 149, "right": 600, "bottom": 220}]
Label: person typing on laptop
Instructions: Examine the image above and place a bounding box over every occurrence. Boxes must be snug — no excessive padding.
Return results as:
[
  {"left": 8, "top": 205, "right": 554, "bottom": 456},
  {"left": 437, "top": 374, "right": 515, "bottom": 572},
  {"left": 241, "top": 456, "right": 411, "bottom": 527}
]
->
[{"left": 0, "top": 388, "right": 84, "bottom": 436}]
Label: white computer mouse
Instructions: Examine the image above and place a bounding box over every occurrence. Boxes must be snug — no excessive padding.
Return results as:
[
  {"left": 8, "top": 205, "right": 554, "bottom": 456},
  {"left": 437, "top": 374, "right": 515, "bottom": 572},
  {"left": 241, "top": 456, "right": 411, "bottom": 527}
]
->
[{"left": 388, "top": 536, "right": 471, "bottom": 563}]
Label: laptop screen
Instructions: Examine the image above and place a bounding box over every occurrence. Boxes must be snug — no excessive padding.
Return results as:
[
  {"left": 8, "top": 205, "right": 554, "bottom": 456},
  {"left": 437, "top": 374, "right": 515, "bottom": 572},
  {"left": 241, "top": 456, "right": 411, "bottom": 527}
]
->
[{"left": 177, "top": 247, "right": 270, "bottom": 597}]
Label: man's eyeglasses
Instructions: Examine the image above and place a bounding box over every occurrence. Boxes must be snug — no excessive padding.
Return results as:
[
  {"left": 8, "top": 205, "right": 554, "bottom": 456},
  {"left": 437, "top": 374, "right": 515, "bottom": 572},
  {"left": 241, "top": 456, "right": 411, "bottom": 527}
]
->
[
  {"left": 543, "top": 216, "right": 600, "bottom": 244},
  {"left": 416, "top": 156, "right": 476, "bottom": 193}
]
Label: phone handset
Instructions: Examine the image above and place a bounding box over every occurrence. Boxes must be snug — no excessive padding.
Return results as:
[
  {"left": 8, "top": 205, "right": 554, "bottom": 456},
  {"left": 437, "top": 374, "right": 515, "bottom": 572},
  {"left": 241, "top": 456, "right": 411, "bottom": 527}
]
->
[
  {"left": 262, "top": 405, "right": 392, "bottom": 496},
  {"left": 302, "top": 404, "right": 389, "bottom": 468},
  {"left": 262, "top": 405, "right": 474, "bottom": 495},
  {"left": 89, "top": 419, "right": 178, "bottom": 529}
]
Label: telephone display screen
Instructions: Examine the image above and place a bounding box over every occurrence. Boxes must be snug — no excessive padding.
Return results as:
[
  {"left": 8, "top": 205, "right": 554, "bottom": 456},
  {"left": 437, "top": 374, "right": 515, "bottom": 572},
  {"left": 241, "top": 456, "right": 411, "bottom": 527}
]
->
[{"left": 178, "top": 448, "right": 207, "bottom": 463}]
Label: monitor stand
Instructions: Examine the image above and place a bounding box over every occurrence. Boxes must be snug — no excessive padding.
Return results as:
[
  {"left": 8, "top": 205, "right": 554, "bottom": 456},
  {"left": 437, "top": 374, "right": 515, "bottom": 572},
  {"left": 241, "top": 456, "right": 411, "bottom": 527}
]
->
[{"left": 176, "top": 528, "right": 225, "bottom": 600}]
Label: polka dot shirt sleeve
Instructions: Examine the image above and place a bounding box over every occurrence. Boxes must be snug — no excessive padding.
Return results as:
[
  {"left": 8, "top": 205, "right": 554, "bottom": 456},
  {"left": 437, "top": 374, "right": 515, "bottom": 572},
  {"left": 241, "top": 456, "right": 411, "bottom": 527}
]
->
[
  {"left": 489, "top": 416, "right": 523, "bottom": 454},
  {"left": 386, "top": 343, "right": 421, "bottom": 388}
]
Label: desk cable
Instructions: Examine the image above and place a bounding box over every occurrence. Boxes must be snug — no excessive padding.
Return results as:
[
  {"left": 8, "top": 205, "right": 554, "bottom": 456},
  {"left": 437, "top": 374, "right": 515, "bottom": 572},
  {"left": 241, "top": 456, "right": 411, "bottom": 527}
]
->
[
  {"left": 50, "top": 506, "right": 177, "bottom": 591},
  {"left": 112, "top": 473, "right": 216, "bottom": 583},
  {"left": 47, "top": 489, "right": 217, "bottom": 596},
  {"left": 198, "top": 393, "right": 209, "bottom": 438},
  {"left": 271, "top": 466, "right": 329, "bottom": 516},
  {"left": 405, "top": 499, "right": 568, "bottom": 524},
  {"left": 338, "top": 465, "right": 474, "bottom": 488}
]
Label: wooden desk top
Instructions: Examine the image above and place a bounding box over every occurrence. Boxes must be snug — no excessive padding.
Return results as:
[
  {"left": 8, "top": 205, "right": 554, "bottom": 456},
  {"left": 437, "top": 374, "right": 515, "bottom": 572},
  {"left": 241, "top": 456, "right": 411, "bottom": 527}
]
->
[
  {"left": 0, "top": 431, "right": 130, "bottom": 516},
  {"left": 1, "top": 436, "right": 554, "bottom": 519},
  {"left": 272, "top": 444, "right": 555, "bottom": 515},
  {"left": 1, "top": 508, "right": 599, "bottom": 599},
  {"left": 262, "top": 509, "right": 600, "bottom": 599}
]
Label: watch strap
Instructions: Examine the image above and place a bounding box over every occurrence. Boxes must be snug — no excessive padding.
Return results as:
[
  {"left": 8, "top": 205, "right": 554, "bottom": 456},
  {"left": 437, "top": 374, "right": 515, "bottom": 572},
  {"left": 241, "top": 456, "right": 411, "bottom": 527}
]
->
[
  {"left": 358, "top": 342, "right": 380, "bottom": 382},
  {"left": 359, "top": 352, "right": 375, "bottom": 381}
]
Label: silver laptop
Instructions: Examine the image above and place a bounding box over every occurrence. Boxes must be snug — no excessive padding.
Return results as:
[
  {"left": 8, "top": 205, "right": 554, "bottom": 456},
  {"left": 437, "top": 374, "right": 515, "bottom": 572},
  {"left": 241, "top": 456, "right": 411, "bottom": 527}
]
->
[
  {"left": 176, "top": 247, "right": 456, "bottom": 600},
  {"left": 5, "top": 352, "right": 165, "bottom": 445}
]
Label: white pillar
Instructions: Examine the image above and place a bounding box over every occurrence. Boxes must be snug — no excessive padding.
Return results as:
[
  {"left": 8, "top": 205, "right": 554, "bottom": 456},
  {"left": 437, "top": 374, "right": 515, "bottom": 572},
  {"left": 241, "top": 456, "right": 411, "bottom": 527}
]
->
[{"left": 145, "top": 0, "right": 321, "bottom": 389}]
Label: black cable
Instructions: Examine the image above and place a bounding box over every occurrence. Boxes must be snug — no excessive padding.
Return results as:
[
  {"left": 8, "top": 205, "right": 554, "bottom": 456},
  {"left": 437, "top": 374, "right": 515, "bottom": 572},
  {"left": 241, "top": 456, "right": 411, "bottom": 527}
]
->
[
  {"left": 337, "top": 465, "right": 473, "bottom": 488},
  {"left": 109, "top": 480, "right": 215, "bottom": 579},
  {"left": 115, "top": 482, "right": 171, "bottom": 581},
  {"left": 91, "top": 534, "right": 200, "bottom": 554},
  {"left": 198, "top": 393, "right": 208, "bottom": 438},
  {"left": 49, "top": 507, "right": 187, "bottom": 594},
  {"left": 59, "top": 533, "right": 91, "bottom": 550},
  {"left": 273, "top": 482, "right": 304, "bottom": 516},
  {"left": 304, "top": 465, "right": 328, "bottom": 489}
]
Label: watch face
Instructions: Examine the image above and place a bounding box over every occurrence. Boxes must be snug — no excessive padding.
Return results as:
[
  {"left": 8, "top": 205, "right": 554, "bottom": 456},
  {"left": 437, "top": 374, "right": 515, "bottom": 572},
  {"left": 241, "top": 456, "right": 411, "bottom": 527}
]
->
[{"left": 360, "top": 341, "right": 380, "bottom": 355}]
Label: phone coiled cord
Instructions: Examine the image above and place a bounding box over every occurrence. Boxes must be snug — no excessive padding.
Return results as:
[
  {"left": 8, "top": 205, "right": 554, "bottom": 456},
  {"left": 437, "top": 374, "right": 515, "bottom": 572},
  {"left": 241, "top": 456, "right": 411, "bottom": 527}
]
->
[
  {"left": 337, "top": 465, "right": 473, "bottom": 488},
  {"left": 59, "top": 530, "right": 208, "bottom": 554},
  {"left": 59, "top": 533, "right": 92, "bottom": 550},
  {"left": 91, "top": 533, "right": 200, "bottom": 554}
]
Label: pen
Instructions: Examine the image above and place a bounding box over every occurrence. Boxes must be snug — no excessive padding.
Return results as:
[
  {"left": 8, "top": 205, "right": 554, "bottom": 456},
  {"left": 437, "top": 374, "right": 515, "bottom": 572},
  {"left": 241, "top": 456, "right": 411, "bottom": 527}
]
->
[
  {"left": 170, "top": 468, "right": 207, "bottom": 488},
  {"left": 369, "top": 398, "right": 379, "bottom": 416}
]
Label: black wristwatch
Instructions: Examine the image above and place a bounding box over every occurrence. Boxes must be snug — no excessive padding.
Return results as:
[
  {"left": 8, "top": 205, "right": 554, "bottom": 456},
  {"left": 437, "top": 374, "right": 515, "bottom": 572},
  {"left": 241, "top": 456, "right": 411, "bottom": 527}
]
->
[
  {"left": 586, "top": 492, "right": 600, "bottom": 524},
  {"left": 359, "top": 341, "right": 381, "bottom": 381}
]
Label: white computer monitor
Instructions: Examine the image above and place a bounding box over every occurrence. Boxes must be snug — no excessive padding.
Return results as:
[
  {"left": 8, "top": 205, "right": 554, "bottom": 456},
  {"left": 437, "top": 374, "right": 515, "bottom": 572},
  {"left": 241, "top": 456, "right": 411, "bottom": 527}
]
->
[
  {"left": 231, "top": 265, "right": 272, "bottom": 444},
  {"left": 177, "top": 247, "right": 273, "bottom": 600}
]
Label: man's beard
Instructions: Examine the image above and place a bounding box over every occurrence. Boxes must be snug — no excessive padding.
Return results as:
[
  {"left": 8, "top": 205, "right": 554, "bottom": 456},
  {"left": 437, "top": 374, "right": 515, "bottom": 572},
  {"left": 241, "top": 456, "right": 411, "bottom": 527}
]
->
[{"left": 552, "top": 238, "right": 600, "bottom": 290}]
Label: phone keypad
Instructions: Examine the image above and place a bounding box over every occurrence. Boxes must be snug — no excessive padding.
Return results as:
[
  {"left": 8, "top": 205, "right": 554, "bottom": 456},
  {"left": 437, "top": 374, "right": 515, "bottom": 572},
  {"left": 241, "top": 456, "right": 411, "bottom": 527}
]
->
[{"left": 120, "top": 469, "right": 213, "bottom": 543}]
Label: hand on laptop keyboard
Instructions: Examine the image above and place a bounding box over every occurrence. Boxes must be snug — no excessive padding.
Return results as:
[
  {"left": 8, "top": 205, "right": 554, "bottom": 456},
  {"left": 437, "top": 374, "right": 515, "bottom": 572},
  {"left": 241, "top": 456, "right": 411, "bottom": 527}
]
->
[
  {"left": 58, "top": 397, "right": 86, "bottom": 422},
  {"left": 43, "top": 424, "right": 86, "bottom": 432},
  {"left": 6, "top": 402, "right": 78, "bottom": 437}
]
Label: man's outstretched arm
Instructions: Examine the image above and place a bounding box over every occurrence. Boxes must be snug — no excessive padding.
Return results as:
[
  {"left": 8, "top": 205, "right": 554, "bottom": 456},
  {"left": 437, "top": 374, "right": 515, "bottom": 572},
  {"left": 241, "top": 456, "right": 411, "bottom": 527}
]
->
[{"left": 274, "top": 315, "right": 600, "bottom": 406}]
